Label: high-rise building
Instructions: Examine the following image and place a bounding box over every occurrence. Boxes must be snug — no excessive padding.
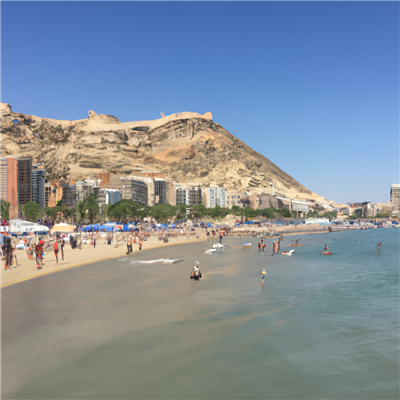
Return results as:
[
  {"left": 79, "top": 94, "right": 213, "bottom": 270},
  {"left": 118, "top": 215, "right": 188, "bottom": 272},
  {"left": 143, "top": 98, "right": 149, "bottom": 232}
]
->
[
  {"left": 120, "top": 178, "right": 148, "bottom": 205},
  {"left": 390, "top": 184, "right": 400, "bottom": 211},
  {"left": 44, "top": 182, "right": 51, "bottom": 207},
  {"left": 176, "top": 184, "right": 202, "bottom": 206},
  {"left": 154, "top": 178, "right": 167, "bottom": 205},
  {"left": 32, "top": 164, "right": 46, "bottom": 209},
  {"left": 0, "top": 156, "right": 32, "bottom": 219},
  {"left": 206, "top": 187, "right": 226, "bottom": 208}
]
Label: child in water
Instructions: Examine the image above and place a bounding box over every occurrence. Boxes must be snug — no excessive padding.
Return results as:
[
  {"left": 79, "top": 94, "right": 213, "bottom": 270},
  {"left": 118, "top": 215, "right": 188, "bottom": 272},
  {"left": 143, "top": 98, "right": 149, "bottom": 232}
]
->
[{"left": 260, "top": 268, "right": 267, "bottom": 286}]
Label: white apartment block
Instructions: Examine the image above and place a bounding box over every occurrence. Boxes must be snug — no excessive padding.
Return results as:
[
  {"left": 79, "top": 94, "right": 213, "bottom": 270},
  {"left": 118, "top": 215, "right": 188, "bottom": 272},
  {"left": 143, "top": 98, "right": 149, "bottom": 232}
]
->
[{"left": 206, "top": 187, "right": 226, "bottom": 208}]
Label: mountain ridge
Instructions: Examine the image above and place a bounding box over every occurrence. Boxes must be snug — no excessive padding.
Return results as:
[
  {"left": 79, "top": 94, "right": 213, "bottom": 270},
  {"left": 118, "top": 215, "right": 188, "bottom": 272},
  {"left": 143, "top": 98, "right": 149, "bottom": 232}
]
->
[{"left": 0, "top": 102, "right": 330, "bottom": 204}]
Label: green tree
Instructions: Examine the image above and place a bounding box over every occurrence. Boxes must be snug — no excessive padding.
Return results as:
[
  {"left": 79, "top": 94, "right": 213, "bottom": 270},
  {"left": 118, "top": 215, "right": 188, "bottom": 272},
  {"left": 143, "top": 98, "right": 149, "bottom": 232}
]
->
[
  {"left": 1, "top": 200, "right": 10, "bottom": 220},
  {"left": 77, "top": 201, "right": 87, "bottom": 221},
  {"left": 175, "top": 204, "right": 187, "bottom": 220},
  {"left": 277, "top": 208, "right": 292, "bottom": 218},
  {"left": 58, "top": 205, "right": 76, "bottom": 223},
  {"left": 107, "top": 199, "right": 141, "bottom": 221},
  {"left": 85, "top": 193, "right": 99, "bottom": 223},
  {"left": 44, "top": 206, "right": 58, "bottom": 220},
  {"left": 21, "top": 201, "right": 41, "bottom": 222},
  {"left": 149, "top": 204, "right": 176, "bottom": 223}
]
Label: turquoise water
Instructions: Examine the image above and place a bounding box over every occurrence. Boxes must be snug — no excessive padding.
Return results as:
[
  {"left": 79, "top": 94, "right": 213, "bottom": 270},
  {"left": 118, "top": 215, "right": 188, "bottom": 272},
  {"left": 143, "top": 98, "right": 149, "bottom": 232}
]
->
[{"left": 2, "top": 228, "right": 399, "bottom": 399}]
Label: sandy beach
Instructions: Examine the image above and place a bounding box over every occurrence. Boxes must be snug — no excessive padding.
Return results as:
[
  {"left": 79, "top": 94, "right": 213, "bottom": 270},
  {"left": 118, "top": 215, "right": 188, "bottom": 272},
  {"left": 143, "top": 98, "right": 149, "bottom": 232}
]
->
[
  {"left": 1, "top": 223, "right": 332, "bottom": 288},
  {"left": 1, "top": 233, "right": 210, "bottom": 288}
]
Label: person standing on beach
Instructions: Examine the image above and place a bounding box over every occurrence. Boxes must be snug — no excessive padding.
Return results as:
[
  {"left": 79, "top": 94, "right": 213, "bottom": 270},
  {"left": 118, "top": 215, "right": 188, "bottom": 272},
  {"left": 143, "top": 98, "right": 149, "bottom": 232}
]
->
[
  {"left": 53, "top": 239, "right": 59, "bottom": 263},
  {"left": 139, "top": 240, "right": 142, "bottom": 251},
  {"left": 93, "top": 236, "right": 96, "bottom": 249},
  {"left": 60, "top": 239, "right": 65, "bottom": 261},
  {"left": 35, "top": 241, "right": 44, "bottom": 268},
  {"left": 3, "top": 238, "right": 13, "bottom": 270}
]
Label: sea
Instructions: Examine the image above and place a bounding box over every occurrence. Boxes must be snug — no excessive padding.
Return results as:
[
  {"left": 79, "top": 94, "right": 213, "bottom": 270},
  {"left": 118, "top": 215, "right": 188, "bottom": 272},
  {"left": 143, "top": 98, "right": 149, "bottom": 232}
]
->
[{"left": 2, "top": 228, "right": 399, "bottom": 399}]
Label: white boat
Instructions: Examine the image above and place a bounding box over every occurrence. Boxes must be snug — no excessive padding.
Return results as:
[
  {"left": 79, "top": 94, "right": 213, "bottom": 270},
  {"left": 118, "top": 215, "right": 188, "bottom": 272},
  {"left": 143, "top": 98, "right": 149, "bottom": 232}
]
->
[
  {"left": 212, "top": 243, "right": 229, "bottom": 250},
  {"left": 281, "top": 250, "right": 295, "bottom": 256}
]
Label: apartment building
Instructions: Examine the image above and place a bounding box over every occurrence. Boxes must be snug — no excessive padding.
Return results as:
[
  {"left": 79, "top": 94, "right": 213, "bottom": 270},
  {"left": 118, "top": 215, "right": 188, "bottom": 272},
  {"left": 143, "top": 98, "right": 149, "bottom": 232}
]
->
[
  {"left": 206, "top": 187, "right": 226, "bottom": 208},
  {"left": 32, "top": 164, "right": 46, "bottom": 209},
  {"left": 0, "top": 156, "right": 32, "bottom": 219},
  {"left": 120, "top": 177, "right": 148, "bottom": 205},
  {"left": 390, "top": 184, "right": 400, "bottom": 211},
  {"left": 225, "top": 190, "right": 242, "bottom": 209},
  {"left": 176, "top": 184, "right": 202, "bottom": 206},
  {"left": 291, "top": 199, "right": 309, "bottom": 213}
]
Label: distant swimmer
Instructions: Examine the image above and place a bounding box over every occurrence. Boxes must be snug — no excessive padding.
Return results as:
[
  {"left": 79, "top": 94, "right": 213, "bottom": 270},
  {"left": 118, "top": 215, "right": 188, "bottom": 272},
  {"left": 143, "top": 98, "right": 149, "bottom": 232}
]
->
[
  {"left": 260, "top": 268, "right": 267, "bottom": 286},
  {"left": 377, "top": 242, "right": 382, "bottom": 254},
  {"left": 321, "top": 244, "right": 330, "bottom": 255}
]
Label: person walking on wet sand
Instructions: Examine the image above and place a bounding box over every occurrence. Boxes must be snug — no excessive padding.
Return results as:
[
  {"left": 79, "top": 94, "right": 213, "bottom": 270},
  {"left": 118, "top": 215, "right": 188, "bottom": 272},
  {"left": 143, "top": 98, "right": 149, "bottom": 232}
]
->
[{"left": 53, "top": 239, "right": 59, "bottom": 263}]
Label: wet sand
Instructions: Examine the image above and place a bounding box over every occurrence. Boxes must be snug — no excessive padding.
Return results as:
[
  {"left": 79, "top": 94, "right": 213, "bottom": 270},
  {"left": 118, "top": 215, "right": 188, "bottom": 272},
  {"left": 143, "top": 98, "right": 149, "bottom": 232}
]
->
[
  {"left": 1, "top": 234, "right": 209, "bottom": 288},
  {"left": 1, "top": 225, "right": 333, "bottom": 288}
]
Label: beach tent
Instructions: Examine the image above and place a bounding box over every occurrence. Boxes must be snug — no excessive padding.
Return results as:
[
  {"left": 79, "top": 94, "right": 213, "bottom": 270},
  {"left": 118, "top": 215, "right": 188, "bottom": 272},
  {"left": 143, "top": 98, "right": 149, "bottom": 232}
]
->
[
  {"left": 51, "top": 223, "right": 75, "bottom": 232},
  {"left": 9, "top": 219, "right": 49, "bottom": 234}
]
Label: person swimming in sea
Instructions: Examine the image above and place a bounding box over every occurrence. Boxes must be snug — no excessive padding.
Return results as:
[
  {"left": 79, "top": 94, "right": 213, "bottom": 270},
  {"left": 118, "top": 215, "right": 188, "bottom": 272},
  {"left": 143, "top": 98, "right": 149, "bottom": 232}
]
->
[{"left": 377, "top": 242, "right": 382, "bottom": 254}]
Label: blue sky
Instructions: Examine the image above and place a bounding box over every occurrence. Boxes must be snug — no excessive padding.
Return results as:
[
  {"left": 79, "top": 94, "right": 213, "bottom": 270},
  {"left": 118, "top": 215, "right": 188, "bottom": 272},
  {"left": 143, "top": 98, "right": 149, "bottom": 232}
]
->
[{"left": 1, "top": 1, "right": 398, "bottom": 204}]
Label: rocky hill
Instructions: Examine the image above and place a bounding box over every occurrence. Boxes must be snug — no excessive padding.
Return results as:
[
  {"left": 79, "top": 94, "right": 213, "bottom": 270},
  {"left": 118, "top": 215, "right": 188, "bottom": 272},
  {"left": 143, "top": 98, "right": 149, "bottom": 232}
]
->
[{"left": 0, "top": 102, "right": 329, "bottom": 203}]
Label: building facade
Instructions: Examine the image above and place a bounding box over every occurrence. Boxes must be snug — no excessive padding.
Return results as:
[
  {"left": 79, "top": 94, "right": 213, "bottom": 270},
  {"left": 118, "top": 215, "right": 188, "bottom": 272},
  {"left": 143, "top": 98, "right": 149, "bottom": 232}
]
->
[
  {"left": 225, "top": 190, "right": 242, "bottom": 209},
  {"left": 291, "top": 199, "right": 309, "bottom": 213},
  {"left": 121, "top": 178, "right": 148, "bottom": 205},
  {"left": 32, "top": 165, "right": 46, "bottom": 209},
  {"left": 390, "top": 184, "right": 400, "bottom": 211},
  {"left": 206, "top": 187, "right": 226, "bottom": 208},
  {"left": 176, "top": 185, "right": 202, "bottom": 206},
  {"left": 0, "top": 156, "right": 33, "bottom": 219}
]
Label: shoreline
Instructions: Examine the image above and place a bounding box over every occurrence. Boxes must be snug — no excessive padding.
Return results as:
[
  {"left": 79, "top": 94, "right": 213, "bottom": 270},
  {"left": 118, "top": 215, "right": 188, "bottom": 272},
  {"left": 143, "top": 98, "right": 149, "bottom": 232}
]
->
[{"left": 0, "top": 227, "right": 356, "bottom": 288}]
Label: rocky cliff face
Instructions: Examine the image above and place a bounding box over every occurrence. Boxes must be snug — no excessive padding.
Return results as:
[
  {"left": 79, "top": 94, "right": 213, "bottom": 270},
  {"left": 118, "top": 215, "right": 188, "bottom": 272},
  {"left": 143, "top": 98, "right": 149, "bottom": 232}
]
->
[{"left": 0, "top": 103, "right": 327, "bottom": 202}]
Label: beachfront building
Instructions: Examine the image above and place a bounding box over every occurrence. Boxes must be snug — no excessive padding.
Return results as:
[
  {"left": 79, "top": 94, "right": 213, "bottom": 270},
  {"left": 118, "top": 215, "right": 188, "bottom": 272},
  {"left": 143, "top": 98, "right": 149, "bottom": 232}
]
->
[
  {"left": 176, "top": 184, "right": 202, "bottom": 206},
  {"left": 276, "top": 196, "right": 291, "bottom": 210},
  {"left": 120, "top": 177, "right": 148, "bottom": 205},
  {"left": 75, "top": 181, "right": 95, "bottom": 204},
  {"left": 390, "top": 184, "right": 400, "bottom": 211},
  {"left": 44, "top": 182, "right": 51, "bottom": 207},
  {"left": 291, "top": 199, "right": 309, "bottom": 213},
  {"left": 32, "top": 164, "right": 46, "bottom": 209},
  {"left": 225, "top": 190, "right": 242, "bottom": 209},
  {"left": 0, "top": 156, "right": 32, "bottom": 219},
  {"left": 206, "top": 187, "right": 226, "bottom": 208},
  {"left": 348, "top": 202, "right": 372, "bottom": 217}
]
